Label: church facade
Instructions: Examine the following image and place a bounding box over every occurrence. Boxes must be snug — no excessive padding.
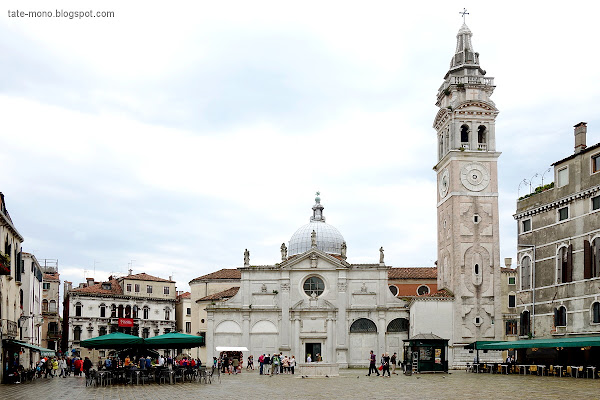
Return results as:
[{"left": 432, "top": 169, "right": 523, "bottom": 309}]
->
[{"left": 204, "top": 196, "right": 409, "bottom": 367}]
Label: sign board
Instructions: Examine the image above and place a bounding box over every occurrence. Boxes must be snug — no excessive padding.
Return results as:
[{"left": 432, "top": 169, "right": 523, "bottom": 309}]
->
[{"left": 118, "top": 318, "right": 134, "bottom": 327}]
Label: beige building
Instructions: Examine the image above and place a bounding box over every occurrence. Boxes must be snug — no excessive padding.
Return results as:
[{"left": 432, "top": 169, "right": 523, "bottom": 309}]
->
[
  {"left": 0, "top": 192, "right": 24, "bottom": 382},
  {"left": 514, "top": 122, "right": 600, "bottom": 339},
  {"left": 63, "top": 271, "right": 177, "bottom": 362},
  {"left": 41, "top": 260, "right": 61, "bottom": 352},
  {"left": 19, "top": 252, "right": 45, "bottom": 368},
  {"left": 175, "top": 291, "right": 193, "bottom": 356}
]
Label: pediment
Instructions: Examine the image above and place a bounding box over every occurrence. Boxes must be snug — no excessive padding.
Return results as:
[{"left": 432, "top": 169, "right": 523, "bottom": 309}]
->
[
  {"left": 279, "top": 248, "right": 348, "bottom": 270},
  {"left": 454, "top": 100, "right": 498, "bottom": 112},
  {"left": 291, "top": 298, "right": 337, "bottom": 311}
]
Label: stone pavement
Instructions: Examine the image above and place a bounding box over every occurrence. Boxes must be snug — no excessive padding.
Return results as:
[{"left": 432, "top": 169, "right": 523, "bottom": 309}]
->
[{"left": 1, "top": 369, "right": 599, "bottom": 400}]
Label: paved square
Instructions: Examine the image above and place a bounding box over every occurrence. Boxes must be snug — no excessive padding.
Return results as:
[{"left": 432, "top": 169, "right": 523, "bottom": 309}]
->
[{"left": 1, "top": 369, "right": 599, "bottom": 399}]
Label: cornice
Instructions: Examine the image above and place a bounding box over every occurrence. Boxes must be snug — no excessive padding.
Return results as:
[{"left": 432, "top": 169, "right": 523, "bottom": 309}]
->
[{"left": 514, "top": 184, "right": 600, "bottom": 219}]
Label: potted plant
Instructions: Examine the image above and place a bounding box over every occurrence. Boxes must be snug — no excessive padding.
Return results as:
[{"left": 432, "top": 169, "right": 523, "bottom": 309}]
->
[{"left": 0, "top": 252, "right": 10, "bottom": 275}]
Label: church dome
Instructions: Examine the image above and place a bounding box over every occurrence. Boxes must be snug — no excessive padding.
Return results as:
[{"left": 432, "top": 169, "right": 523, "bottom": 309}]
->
[{"left": 288, "top": 195, "right": 345, "bottom": 257}]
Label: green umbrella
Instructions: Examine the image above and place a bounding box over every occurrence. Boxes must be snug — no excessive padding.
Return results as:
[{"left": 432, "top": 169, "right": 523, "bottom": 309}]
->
[
  {"left": 144, "top": 332, "right": 205, "bottom": 349},
  {"left": 80, "top": 332, "right": 145, "bottom": 349}
]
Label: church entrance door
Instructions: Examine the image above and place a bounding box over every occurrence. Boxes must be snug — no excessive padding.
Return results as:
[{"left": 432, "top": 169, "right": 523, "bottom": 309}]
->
[{"left": 305, "top": 343, "right": 321, "bottom": 362}]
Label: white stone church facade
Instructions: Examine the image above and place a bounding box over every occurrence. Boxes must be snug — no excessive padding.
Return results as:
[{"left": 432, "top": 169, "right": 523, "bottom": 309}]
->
[{"left": 205, "top": 196, "right": 410, "bottom": 367}]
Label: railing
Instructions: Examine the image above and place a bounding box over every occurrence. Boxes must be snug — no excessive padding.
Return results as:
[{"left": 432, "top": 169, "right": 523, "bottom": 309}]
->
[
  {"left": 478, "top": 143, "right": 488, "bottom": 151},
  {"left": 0, "top": 319, "right": 18, "bottom": 338},
  {"left": 437, "top": 75, "right": 495, "bottom": 96},
  {"left": 461, "top": 143, "right": 470, "bottom": 150}
]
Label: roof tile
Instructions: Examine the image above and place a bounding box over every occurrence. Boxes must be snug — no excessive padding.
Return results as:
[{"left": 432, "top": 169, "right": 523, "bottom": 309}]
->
[
  {"left": 198, "top": 287, "right": 240, "bottom": 301},
  {"left": 122, "top": 273, "right": 173, "bottom": 283},
  {"left": 388, "top": 267, "right": 437, "bottom": 279},
  {"left": 71, "top": 279, "right": 123, "bottom": 295},
  {"left": 191, "top": 269, "right": 241, "bottom": 282}
]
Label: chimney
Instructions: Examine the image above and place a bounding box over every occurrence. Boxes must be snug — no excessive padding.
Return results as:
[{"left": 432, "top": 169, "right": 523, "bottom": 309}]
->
[
  {"left": 128, "top": 269, "right": 133, "bottom": 276},
  {"left": 86, "top": 277, "right": 95, "bottom": 287},
  {"left": 504, "top": 258, "right": 512, "bottom": 268},
  {"left": 574, "top": 122, "right": 587, "bottom": 153}
]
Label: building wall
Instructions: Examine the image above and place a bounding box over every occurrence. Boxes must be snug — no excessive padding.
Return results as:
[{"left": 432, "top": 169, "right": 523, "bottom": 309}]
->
[
  {"left": 19, "top": 253, "right": 44, "bottom": 369},
  {"left": 388, "top": 279, "right": 438, "bottom": 297},
  {"left": 120, "top": 278, "right": 176, "bottom": 300},
  {"left": 41, "top": 271, "right": 61, "bottom": 351},
  {"left": 515, "top": 132, "right": 600, "bottom": 339}
]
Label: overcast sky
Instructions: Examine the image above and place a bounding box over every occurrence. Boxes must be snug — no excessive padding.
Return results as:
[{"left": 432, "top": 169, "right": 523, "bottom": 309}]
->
[{"left": 2, "top": 1, "right": 599, "bottom": 294}]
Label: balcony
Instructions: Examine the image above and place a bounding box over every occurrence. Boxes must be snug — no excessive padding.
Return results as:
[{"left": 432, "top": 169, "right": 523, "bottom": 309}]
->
[
  {"left": 1, "top": 319, "right": 18, "bottom": 338},
  {"left": 47, "top": 330, "right": 61, "bottom": 339},
  {"left": 477, "top": 143, "right": 488, "bottom": 151}
]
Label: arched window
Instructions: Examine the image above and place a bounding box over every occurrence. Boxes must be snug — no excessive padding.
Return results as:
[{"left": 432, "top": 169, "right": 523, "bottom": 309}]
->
[
  {"left": 75, "top": 302, "right": 82, "bottom": 317},
  {"left": 554, "top": 306, "right": 567, "bottom": 327},
  {"left": 125, "top": 305, "right": 132, "bottom": 318},
  {"left": 142, "top": 328, "right": 149, "bottom": 339},
  {"left": 73, "top": 326, "right": 82, "bottom": 341},
  {"left": 350, "top": 318, "right": 377, "bottom": 333},
  {"left": 99, "top": 326, "right": 107, "bottom": 336},
  {"left": 99, "top": 304, "right": 106, "bottom": 318},
  {"left": 417, "top": 285, "right": 430, "bottom": 296},
  {"left": 592, "top": 302, "right": 600, "bottom": 324},
  {"left": 19, "top": 289, "right": 23, "bottom": 309},
  {"left": 460, "top": 124, "right": 470, "bottom": 148},
  {"left": 477, "top": 125, "right": 487, "bottom": 150},
  {"left": 386, "top": 318, "right": 409, "bottom": 332},
  {"left": 557, "top": 246, "right": 573, "bottom": 284},
  {"left": 42, "top": 299, "right": 48, "bottom": 312},
  {"left": 118, "top": 304, "right": 124, "bottom": 318},
  {"left": 520, "top": 310, "right": 530, "bottom": 336},
  {"left": 388, "top": 285, "right": 398, "bottom": 297},
  {"left": 133, "top": 305, "right": 138, "bottom": 319},
  {"left": 143, "top": 306, "right": 149, "bottom": 320},
  {"left": 165, "top": 307, "right": 170, "bottom": 321},
  {"left": 111, "top": 304, "right": 116, "bottom": 318},
  {"left": 521, "top": 255, "right": 531, "bottom": 290}
]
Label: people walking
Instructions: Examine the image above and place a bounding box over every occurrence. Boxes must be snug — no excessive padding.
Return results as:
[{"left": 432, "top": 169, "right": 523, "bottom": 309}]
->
[
  {"left": 391, "top": 353, "right": 397, "bottom": 375},
  {"left": 247, "top": 355, "right": 254, "bottom": 370},
  {"left": 259, "top": 354, "right": 264, "bottom": 375},
  {"left": 289, "top": 356, "right": 296, "bottom": 374},
  {"left": 58, "top": 357, "right": 67, "bottom": 377},
  {"left": 367, "top": 350, "right": 379, "bottom": 376},
  {"left": 382, "top": 353, "right": 391, "bottom": 377}
]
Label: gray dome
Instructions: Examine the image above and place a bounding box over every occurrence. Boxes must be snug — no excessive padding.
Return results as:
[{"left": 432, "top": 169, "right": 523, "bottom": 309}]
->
[
  {"left": 288, "top": 194, "right": 345, "bottom": 256},
  {"left": 288, "top": 221, "right": 345, "bottom": 256}
]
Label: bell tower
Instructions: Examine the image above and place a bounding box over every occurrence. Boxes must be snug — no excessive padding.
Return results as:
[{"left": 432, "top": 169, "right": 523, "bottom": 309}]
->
[{"left": 433, "top": 21, "right": 502, "bottom": 345}]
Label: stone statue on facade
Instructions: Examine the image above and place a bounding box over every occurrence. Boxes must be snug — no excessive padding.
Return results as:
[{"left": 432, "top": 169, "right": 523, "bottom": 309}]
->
[
  {"left": 281, "top": 243, "right": 287, "bottom": 260},
  {"left": 244, "top": 249, "right": 250, "bottom": 266},
  {"left": 311, "top": 230, "right": 317, "bottom": 248},
  {"left": 379, "top": 246, "right": 384, "bottom": 264},
  {"left": 341, "top": 241, "right": 347, "bottom": 259}
]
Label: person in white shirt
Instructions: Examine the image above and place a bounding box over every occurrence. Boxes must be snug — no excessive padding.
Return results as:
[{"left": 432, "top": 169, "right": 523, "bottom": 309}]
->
[
  {"left": 158, "top": 356, "right": 165, "bottom": 367},
  {"left": 289, "top": 356, "right": 296, "bottom": 375}
]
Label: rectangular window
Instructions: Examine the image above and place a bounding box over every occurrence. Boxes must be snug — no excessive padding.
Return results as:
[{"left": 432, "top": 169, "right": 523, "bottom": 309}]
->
[
  {"left": 143, "top": 307, "right": 149, "bottom": 319},
  {"left": 99, "top": 350, "right": 106, "bottom": 357},
  {"left": 100, "top": 307, "right": 106, "bottom": 318},
  {"left": 147, "top": 285, "right": 152, "bottom": 294},
  {"left": 164, "top": 286, "right": 170, "bottom": 295},
  {"left": 508, "top": 294, "right": 516, "bottom": 308},
  {"left": 186, "top": 307, "right": 191, "bottom": 316},
  {"left": 126, "top": 284, "right": 132, "bottom": 292},
  {"left": 134, "top": 284, "right": 140, "bottom": 292},
  {"left": 43, "top": 282, "right": 50, "bottom": 290},
  {"left": 508, "top": 276, "right": 516, "bottom": 285},
  {"left": 505, "top": 320, "right": 517, "bottom": 336},
  {"left": 557, "top": 167, "right": 569, "bottom": 187},
  {"left": 185, "top": 321, "right": 191, "bottom": 333},
  {"left": 522, "top": 219, "right": 531, "bottom": 233},
  {"left": 558, "top": 207, "right": 569, "bottom": 221},
  {"left": 75, "top": 305, "right": 82, "bottom": 317},
  {"left": 592, "top": 154, "right": 600, "bottom": 173},
  {"left": 593, "top": 196, "right": 600, "bottom": 211}
]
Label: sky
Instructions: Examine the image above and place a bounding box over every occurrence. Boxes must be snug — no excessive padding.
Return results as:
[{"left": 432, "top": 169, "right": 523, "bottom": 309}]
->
[{"left": 2, "top": 1, "right": 600, "bottom": 296}]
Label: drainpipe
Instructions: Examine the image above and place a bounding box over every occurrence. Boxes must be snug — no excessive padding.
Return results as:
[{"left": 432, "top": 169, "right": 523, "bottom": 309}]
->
[{"left": 518, "top": 243, "right": 536, "bottom": 337}]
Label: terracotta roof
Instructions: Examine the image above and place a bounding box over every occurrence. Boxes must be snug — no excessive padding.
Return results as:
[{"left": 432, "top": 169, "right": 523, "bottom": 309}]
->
[
  {"left": 190, "top": 269, "right": 241, "bottom": 283},
  {"left": 419, "top": 288, "right": 454, "bottom": 298},
  {"left": 43, "top": 273, "right": 60, "bottom": 281},
  {"left": 122, "top": 273, "right": 174, "bottom": 283},
  {"left": 177, "top": 292, "right": 191, "bottom": 300},
  {"left": 198, "top": 287, "right": 240, "bottom": 301},
  {"left": 71, "top": 279, "right": 123, "bottom": 295},
  {"left": 501, "top": 267, "right": 517, "bottom": 273},
  {"left": 388, "top": 267, "right": 437, "bottom": 279}
]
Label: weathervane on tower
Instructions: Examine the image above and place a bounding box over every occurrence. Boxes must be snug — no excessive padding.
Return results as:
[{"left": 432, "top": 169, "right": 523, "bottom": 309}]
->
[{"left": 459, "top": 8, "right": 469, "bottom": 23}]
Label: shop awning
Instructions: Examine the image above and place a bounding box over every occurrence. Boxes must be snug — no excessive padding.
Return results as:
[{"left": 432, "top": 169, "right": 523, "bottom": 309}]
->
[
  {"left": 478, "top": 336, "right": 600, "bottom": 350},
  {"left": 464, "top": 341, "right": 503, "bottom": 350},
  {"left": 80, "top": 332, "right": 144, "bottom": 349},
  {"left": 216, "top": 347, "right": 248, "bottom": 352},
  {"left": 6, "top": 340, "right": 56, "bottom": 357}
]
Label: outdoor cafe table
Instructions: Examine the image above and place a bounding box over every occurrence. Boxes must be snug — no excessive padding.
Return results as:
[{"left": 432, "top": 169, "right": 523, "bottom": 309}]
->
[
  {"left": 96, "top": 370, "right": 111, "bottom": 386},
  {"left": 518, "top": 365, "right": 533, "bottom": 375},
  {"left": 570, "top": 366, "right": 583, "bottom": 378},
  {"left": 586, "top": 366, "right": 596, "bottom": 379},
  {"left": 501, "top": 364, "right": 511, "bottom": 374},
  {"left": 554, "top": 365, "right": 563, "bottom": 377},
  {"left": 159, "top": 369, "right": 175, "bottom": 385},
  {"left": 536, "top": 365, "right": 546, "bottom": 376}
]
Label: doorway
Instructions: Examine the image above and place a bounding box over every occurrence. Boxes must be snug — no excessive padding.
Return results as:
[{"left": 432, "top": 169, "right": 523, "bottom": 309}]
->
[{"left": 305, "top": 343, "right": 321, "bottom": 362}]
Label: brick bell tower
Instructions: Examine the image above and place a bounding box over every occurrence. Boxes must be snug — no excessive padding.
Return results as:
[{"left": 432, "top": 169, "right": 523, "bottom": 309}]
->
[{"left": 433, "top": 21, "right": 503, "bottom": 351}]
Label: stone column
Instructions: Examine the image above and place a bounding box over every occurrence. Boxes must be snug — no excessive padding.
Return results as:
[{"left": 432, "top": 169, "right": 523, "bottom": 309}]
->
[
  {"left": 327, "top": 312, "right": 334, "bottom": 363},
  {"left": 242, "top": 311, "right": 250, "bottom": 352},
  {"left": 206, "top": 311, "right": 215, "bottom": 363},
  {"left": 294, "top": 316, "right": 301, "bottom": 359},
  {"left": 280, "top": 278, "right": 291, "bottom": 350},
  {"left": 336, "top": 276, "right": 347, "bottom": 348},
  {"left": 378, "top": 311, "right": 386, "bottom": 356}
]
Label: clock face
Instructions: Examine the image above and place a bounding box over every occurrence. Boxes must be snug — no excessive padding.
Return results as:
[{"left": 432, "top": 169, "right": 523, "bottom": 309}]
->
[
  {"left": 460, "top": 162, "right": 490, "bottom": 192},
  {"left": 439, "top": 169, "right": 450, "bottom": 197}
]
